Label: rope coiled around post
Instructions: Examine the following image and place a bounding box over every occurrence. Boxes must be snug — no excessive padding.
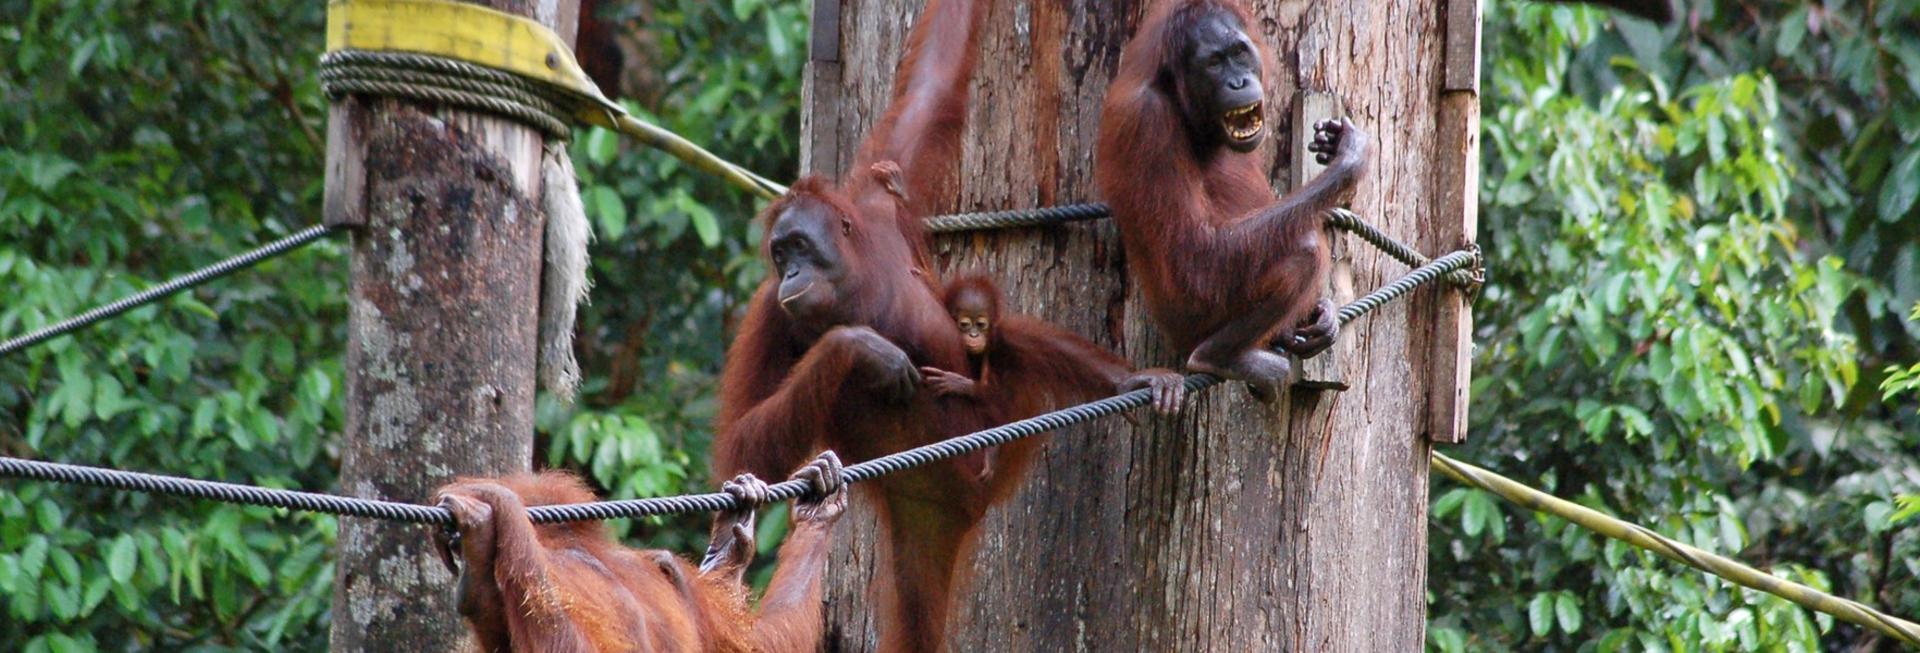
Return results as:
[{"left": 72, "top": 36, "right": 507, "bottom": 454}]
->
[
  {"left": 319, "top": 50, "right": 576, "bottom": 139},
  {"left": 0, "top": 225, "right": 337, "bottom": 357}
]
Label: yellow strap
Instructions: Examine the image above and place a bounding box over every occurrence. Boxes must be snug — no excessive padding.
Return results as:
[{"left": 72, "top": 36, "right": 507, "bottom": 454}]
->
[
  {"left": 324, "top": 0, "right": 783, "bottom": 199},
  {"left": 325, "top": 0, "right": 622, "bottom": 126}
]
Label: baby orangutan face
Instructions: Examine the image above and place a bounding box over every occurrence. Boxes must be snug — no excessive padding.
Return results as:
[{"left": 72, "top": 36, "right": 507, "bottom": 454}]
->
[
  {"left": 953, "top": 306, "right": 990, "bottom": 356},
  {"left": 956, "top": 313, "right": 990, "bottom": 355}
]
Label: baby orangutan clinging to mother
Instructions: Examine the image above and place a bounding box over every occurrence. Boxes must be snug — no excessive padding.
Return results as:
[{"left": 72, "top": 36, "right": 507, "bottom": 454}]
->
[
  {"left": 921, "top": 275, "right": 1187, "bottom": 487},
  {"left": 430, "top": 451, "right": 848, "bottom": 653},
  {"left": 923, "top": 275, "right": 1186, "bottom": 417}
]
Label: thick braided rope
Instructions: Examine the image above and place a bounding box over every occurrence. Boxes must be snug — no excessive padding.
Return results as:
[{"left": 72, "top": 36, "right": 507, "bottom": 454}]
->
[
  {"left": 0, "top": 225, "right": 337, "bottom": 357},
  {"left": 1431, "top": 453, "right": 1920, "bottom": 645},
  {"left": 1325, "top": 208, "right": 1478, "bottom": 287},
  {"left": 0, "top": 456, "right": 449, "bottom": 524},
  {"left": 926, "top": 203, "right": 1479, "bottom": 289},
  {"left": 1336, "top": 250, "right": 1477, "bottom": 324},
  {"left": 0, "top": 250, "right": 1470, "bottom": 524},
  {"left": 317, "top": 66, "right": 571, "bottom": 123},
  {"left": 318, "top": 50, "right": 574, "bottom": 139},
  {"left": 925, "top": 203, "right": 1114, "bottom": 233},
  {"left": 526, "top": 484, "right": 810, "bottom": 524},
  {"left": 324, "top": 51, "right": 567, "bottom": 100}
]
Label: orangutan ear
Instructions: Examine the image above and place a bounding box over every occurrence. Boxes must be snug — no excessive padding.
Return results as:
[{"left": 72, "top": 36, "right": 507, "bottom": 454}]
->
[{"left": 868, "top": 160, "right": 910, "bottom": 205}]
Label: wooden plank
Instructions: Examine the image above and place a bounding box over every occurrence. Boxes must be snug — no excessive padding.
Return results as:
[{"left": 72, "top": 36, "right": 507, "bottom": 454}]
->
[
  {"left": 322, "top": 98, "right": 368, "bottom": 228},
  {"left": 1427, "top": 0, "right": 1482, "bottom": 444},
  {"left": 800, "top": 0, "right": 843, "bottom": 176},
  {"left": 1443, "top": 0, "right": 1482, "bottom": 93},
  {"left": 810, "top": 0, "right": 843, "bottom": 62},
  {"left": 1426, "top": 92, "right": 1477, "bottom": 444},
  {"left": 1292, "top": 90, "right": 1351, "bottom": 391}
]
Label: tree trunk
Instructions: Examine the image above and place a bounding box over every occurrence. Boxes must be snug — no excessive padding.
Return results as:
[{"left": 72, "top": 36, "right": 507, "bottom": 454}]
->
[
  {"left": 805, "top": 0, "right": 1459, "bottom": 649},
  {"left": 323, "top": 2, "right": 576, "bottom": 650}
]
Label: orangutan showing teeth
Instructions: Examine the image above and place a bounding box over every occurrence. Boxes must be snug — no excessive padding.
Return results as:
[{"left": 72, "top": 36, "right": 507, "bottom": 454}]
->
[{"left": 1222, "top": 102, "right": 1263, "bottom": 141}]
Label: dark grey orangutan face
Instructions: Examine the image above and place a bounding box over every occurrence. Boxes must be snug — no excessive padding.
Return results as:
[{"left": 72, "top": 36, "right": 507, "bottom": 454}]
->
[
  {"left": 768, "top": 201, "right": 852, "bottom": 327},
  {"left": 1180, "top": 10, "right": 1264, "bottom": 153}
]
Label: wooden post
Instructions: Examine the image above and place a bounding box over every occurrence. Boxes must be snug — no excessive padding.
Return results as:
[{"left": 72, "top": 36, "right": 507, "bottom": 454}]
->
[
  {"left": 323, "top": 1, "right": 576, "bottom": 650},
  {"left": 807, "top": 0, "right": 1466, "bottom": 649},
  {"left": 1427, "top": 0, "right": 1481, "bottom": 444}
]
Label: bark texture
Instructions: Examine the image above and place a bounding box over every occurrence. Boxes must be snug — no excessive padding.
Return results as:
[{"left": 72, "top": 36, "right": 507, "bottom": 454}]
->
[
  {"left": 324, "top": 1, "right": 573, "bottom": 650},
  {"left": 805, "top": 0, "right": 1454, "bottom": 650}
]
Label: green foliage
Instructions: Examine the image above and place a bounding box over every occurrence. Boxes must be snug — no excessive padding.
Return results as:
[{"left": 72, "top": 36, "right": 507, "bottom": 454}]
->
[
  {"left": 0, "top": 1, "right": 340, "bottom": 649},
  {"left": 0, "top": 0, "right": 803, "bottom": 647},
  {"left": 1881, "top": 302, "right": 1920, "bottom": 412},
  {"left": 1879, "top": 302, "right": 1920, "bottom": 529},
  {"left": 1427, "top": 4, "right": 1920, "bottom": 651},
  {"left": 1579, "top": 0, "right": 1920, "bottom": 376}
]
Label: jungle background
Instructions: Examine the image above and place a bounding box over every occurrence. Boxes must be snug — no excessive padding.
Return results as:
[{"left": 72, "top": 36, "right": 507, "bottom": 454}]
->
[{"left": 0, "top": 0, "right": 1916, "bottom": 650}]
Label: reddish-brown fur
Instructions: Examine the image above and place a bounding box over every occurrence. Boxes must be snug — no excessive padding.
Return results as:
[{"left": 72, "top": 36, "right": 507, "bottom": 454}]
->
[
  {"left": 925, "top": 275, "right": 1185, "bottom": 495},
  {"left": 431, "top": 471, "right": 837, "bottom": 653},
  {"left": 710, "top": 1, "right": 1001, "bottom": 650},
  {"left": 1095, "top": 0, "right": 1368, "bottom": 391}
]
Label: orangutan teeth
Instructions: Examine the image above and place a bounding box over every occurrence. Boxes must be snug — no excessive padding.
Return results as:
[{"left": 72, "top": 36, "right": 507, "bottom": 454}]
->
[{"left": 1222, "top": 102, "right": 1263, "bottom": 140}]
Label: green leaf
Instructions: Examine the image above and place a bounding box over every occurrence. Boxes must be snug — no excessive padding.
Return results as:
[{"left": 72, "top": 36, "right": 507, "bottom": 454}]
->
[
  {"left": 1432, "top": 488, "right": 1469, "bottom": 518},
  {"left": 45, "top": 582, "right": 78, "bottom": 619},
  {"left": 688, "top": 200, "right": 721, "bottom": 247},
  {"left": 93, "top": 375, "right": 127, "bottom": 421},
  {"left": 306, "top": 367, "right": 333, "bottom": 403},
  {"left": 1529, "top": 592, "right": 1553, "bottom": 636},
  {"left": 1597, "top": 628, "right": 1636, "bottom": 653},
  {"left": 1462, "top": 491, "right": 1495, "bottom": 538},
  {"left": 1616, "top": 406, "right": 1653, "bottom": 438},
  {"left": 0, "top": 556, "right": 16, "bottom": 594},
  {"left": 590, "top": 185, "right": 627, "bottom": 240},
  {"left": 107, "top": 535, "right": 137, "bottom": 584},
  {"left": 1775, "top": 7, "right": 1808, "bottom": 56},
  {"left": 26, "top": 157, "right": 80, "bottom": 192},
  {"left": 51, "top": 547, "right": 81, "bottom": 585},
  {"left": 1864, "top": 501, "right": 1894, "bottom": 534},
  {"left": 36, "top": 499, "right": 64, "bottom": 532},
  {"left": 250, "top": 409, "right": 281, "bottom": 444},
  {"left": 765, "top": 10, "right": 792, "bottom": 60},
  {"left": 1891, "top": 496, "right": 1920, "bottom": 525},
  {"left": 59, "top": 372, "right": 93, "bottom": 427},
  {"left": 585, "top": 128, "right": 617, "bottom": 166},
  {"left": 81, "top": 575, "right": 110, "bottom": 614},
  {"left": 1555, "top": 592, "right": 1581, "bottom": 634},
  {"left": 20, "top": 535, "right": 50, "bottom": 579},
  {"left": 1879, "top": 148, "right": 1920, "bottom": 221}
]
